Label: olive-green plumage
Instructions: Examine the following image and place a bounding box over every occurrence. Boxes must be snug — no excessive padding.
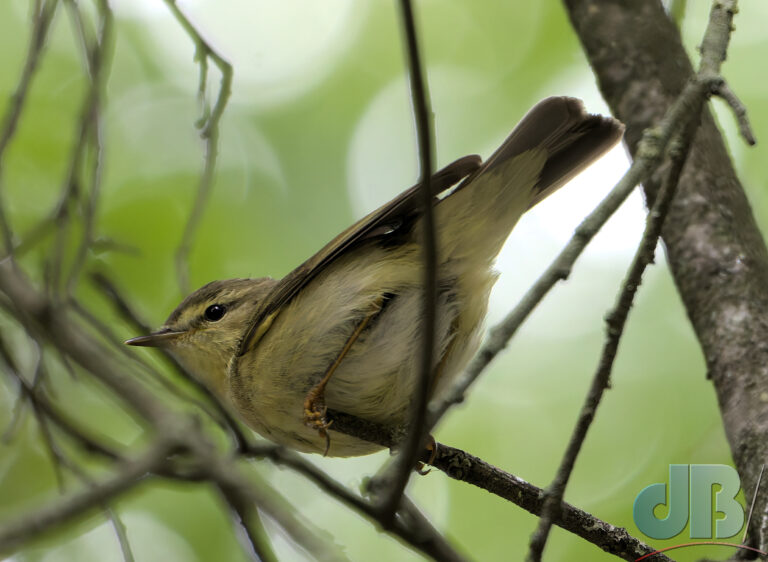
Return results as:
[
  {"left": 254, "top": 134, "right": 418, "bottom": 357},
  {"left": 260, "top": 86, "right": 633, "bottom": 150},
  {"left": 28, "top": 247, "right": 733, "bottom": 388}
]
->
[{"left": 127, "top": 97, "right": 623, "bottom": 456}]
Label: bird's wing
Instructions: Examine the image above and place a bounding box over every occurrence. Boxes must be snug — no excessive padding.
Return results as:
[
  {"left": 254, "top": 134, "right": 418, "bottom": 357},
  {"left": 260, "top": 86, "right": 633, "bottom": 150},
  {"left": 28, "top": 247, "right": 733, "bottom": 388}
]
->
[{"left": 236, "top": 155, "right": 482, "bottom": 356}]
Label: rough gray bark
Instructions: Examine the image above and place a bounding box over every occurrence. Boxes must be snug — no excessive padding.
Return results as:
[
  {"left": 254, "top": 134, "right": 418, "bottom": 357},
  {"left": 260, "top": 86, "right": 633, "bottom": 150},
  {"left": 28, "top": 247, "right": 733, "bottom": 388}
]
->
[{"left": 564, "top": 0, "right": 768, "bottom": 552}]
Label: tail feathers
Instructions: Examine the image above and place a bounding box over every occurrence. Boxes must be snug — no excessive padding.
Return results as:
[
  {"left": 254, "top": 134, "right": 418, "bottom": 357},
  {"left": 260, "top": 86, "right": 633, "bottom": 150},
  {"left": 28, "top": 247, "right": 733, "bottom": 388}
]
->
[
  {"left": 435, "top": 97, "right": 623, "bottom": 266},
  {"left": 527, "top": 98, "right": 624, "bottom": 207}
]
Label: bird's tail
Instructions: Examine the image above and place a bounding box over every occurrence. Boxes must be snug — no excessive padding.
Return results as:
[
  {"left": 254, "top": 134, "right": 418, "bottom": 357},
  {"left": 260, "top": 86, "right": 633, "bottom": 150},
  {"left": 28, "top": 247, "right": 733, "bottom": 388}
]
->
[{"left": 435, "top": 97, "right": 623, "bottom": 269}]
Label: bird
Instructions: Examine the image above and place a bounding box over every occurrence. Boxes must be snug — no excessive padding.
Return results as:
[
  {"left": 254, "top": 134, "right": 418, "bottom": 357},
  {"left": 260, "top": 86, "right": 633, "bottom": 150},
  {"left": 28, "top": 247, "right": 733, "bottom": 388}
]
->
[{"left": 126, "top": 96, "right": 623, "bottom": 457}]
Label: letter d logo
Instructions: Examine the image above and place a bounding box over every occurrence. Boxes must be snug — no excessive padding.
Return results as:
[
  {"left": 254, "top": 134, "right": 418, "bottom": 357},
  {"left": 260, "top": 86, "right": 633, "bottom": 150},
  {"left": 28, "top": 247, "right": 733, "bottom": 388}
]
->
[{"left": 634, "top": 464, "right": 689, "bottom": 539}]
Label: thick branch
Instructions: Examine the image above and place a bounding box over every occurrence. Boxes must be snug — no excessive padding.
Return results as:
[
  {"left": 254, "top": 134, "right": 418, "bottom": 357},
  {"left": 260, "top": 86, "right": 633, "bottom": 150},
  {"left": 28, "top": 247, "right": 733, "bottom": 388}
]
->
[
  {"left": 528, "top": 118, "right": 699, "bottom": 560},
  {"left": 324, "top": 411, "right": 668, "bottom": 561},
  {"left": 565, "top": 0, "right": 768, "bottom": 551}
]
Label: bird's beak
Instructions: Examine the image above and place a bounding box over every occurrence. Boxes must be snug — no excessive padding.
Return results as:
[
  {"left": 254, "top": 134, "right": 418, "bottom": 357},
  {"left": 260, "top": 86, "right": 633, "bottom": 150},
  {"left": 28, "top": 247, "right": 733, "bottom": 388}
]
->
[{"left": 125, "top": 329, "right": 185, "bottom": 347}]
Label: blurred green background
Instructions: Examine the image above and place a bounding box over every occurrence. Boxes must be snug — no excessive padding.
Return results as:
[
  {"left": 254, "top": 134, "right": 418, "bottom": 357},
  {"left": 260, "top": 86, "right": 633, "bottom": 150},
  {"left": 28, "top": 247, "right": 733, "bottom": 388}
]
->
[{"left": 1, "top": 0, "right": 767, "bottom": 560}]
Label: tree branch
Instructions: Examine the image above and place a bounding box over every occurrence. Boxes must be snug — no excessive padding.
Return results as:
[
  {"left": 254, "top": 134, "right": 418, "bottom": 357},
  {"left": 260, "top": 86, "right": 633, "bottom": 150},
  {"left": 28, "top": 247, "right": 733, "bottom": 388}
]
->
[
  {"left": 528, "top": 117, "right": 699, "bottom": 560},
  {"left": 375, "top": 0, "right": 438, "bottom": 528},
  {"left": 0, "top": 0, "right": 58, "bottom": 255},
  {"left": 564, "top": 0, "right": 767, "bottom": 551},
  {"left": 0, "top": 442, "right": 167, "bottom": 555},
  {"left": 323, "top": 410, "right": 670, "bottom": 561},
  {"left": 163, "top": 0, "right": 233, "bottom": 294}
]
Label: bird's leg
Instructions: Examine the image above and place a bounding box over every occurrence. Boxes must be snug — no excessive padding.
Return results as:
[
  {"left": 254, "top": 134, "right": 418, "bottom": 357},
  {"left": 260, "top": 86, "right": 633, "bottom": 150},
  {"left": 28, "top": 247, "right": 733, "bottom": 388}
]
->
[
  {"left": 416, "top": 435, "right": 439, "bottom": 475},
  {"left": 304, "top": 296, "right": 385, "bottom": 455}
]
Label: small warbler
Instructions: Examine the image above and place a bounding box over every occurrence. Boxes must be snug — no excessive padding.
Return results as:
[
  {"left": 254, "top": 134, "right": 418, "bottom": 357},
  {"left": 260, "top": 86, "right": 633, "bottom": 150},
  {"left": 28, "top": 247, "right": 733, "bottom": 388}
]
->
[{"left": 127, "top": 97, "right": 623, "bottom": 457}]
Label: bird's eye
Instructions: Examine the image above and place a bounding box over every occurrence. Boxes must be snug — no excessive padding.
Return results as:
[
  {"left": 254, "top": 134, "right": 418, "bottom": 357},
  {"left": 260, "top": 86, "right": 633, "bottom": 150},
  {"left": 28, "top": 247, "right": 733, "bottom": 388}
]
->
[{"left": 204, "top": 304, "right": 227, "bottom": 322}]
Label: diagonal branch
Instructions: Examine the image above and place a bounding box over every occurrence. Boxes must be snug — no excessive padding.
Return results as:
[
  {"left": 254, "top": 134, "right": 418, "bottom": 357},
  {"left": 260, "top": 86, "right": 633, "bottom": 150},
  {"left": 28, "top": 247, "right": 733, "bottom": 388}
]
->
[
  {"left": 0, "top": 442, "right": 167, "bottom": 555},
  {"left": 244, "top": 443, "right": 468, "bottom": 562},
  {"left": 0, "top": 0, "right": 58, "bottom": 255},
  {"left": 322, "top": 410, "right": 670, "bottom": 561},
  {"left": 64, "top": 0, "right": 115, "bottom": 295},
  {"left": 526, "top": 2, "right": 752, "bottom": 558},
  {"left": 163, "top": 0, "right": 233, "bottom": 294},
  {"left": 91, "top": 271, "right": 252, "bottom": 450},
  {"left": 564, "top": 0, "right": 767, "bottom": 551},
  {"left": 527, "top": 117, "right": 700, "bottom": 560}
]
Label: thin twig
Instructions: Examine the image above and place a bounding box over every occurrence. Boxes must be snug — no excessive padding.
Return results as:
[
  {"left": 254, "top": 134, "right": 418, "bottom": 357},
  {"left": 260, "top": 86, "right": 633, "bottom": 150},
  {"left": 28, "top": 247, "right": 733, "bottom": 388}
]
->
[
  {"left": 712, "top": 80, "right": 757, "bottom": 145},
  {"left": 743, "top": 464, "right": 766, "bottom": 544},
  {"left": 90, "top": 271, "right": 252, "bottom": 450},
  {"left": 0, "top": 329, "right": 121, "bottom": 460},
  {"left": 0, "top": 442, "right": 167, "bottom": 554},
  {"left": 163, "top": 0, "right": 233, "bottom": 294},
  {"left": 526, "top": 118, "right": 700, "bottom": 561},
  {"left": 525, "top": 2, "right": 747, "bottom": 557},
  {"left": 0, "top": 0, "right": 58, "bottom": 256},
  {"left": 45, "top": 0, "right": 112, "bottom": 296},
  {"left": 243, "top": 444, "right": 467, "bottom": 562},
  {"left": 216, "top": 481, "right": 277, "bottom": 562},
  {"left": 376, "top": 0, "right": 437, "bottom": 528},
  {"left": 106, "top": 506, "right": 135, "bottom": 562},
  {"left": 320, "top": 411, "right": 669, "bottom": 561},
  {"left": 66, "top": 0, "right": 114, "bottom": 295},
  {"left": 203, "top": 454, "right": 347, "bottom": 562}
]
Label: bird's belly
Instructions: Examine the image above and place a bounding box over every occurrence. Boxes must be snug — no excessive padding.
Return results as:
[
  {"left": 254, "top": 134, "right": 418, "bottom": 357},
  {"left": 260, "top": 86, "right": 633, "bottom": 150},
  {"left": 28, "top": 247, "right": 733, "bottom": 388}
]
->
[{"left": 228, "top": 250, "right": 492, "bottom": 456}]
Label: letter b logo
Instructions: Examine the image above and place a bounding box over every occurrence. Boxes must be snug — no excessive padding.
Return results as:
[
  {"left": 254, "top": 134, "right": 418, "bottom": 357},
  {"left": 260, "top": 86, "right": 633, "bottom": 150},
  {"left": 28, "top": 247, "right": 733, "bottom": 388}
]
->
[{"left": 633, "top": 464, "right": 744, "bottom": 539}]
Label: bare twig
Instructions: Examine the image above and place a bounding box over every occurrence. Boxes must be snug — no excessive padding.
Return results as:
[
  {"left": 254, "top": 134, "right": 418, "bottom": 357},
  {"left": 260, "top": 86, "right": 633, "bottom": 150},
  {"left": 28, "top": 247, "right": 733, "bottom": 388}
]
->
[
  {"left": 526, "top": 1, "right": 749, "bottom": 558},
  {"left": 0, "top": 329, "right": 121, "bottom": 460},
  {"left": 162, "top": 0, "right": 233, "bottom": 294},
  {"left": 90, "top": 272, "right": 252, "bottom": 450},
  {"left": 321, "top": 411, "right": 668, "bottom": 561},
  {"left": 0, "top": 0, "right": 58, "bottom": 255},
  {"left": 65, "top": 0, "right": 114, "bottom": 295},
  {"left": 375, "top": 0, "right": 437, "bottom": 528},
  {"left": 44, "top": 0, "right": 113, "bottom": 296},
  {"left": 243, "top": 444, "right": 467, "bottom": 562},
  {"left": 527, "top": 119, "right": 699, "bottom": 561},
  {"left": 106, "top": 507, "right": 135, "bottom": 562},
  {"left": 711, "top": 80, "right": 756, "bottom": 145},
  {"left": 215, "top": 482, "right": 277, "bottom": 562},
  {"left": 0, "top": 442, "right": 167, "bottom": 554}
]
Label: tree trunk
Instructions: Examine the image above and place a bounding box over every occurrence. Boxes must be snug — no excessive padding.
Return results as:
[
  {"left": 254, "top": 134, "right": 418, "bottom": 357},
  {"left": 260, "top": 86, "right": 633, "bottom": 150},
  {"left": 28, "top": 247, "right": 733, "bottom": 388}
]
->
[{"left": 564, "top": 0, "right": 768, "bottom": 552}]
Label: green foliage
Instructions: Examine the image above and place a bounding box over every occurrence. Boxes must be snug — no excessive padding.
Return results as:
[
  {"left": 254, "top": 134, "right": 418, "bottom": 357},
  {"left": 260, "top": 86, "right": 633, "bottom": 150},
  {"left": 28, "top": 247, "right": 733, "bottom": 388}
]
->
[{"left": 1, "top": 0, "right": 766, "bottom": 560}]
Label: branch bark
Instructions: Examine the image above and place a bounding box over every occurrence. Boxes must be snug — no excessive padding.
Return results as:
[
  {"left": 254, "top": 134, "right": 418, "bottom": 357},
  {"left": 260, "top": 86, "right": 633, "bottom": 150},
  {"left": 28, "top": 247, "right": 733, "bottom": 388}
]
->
[
  {"left": 324, "top": 411, "right": 670, "bottom": 561},
  {"left": 565, "top": 0, "right": 768, "bottom": 551}
]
